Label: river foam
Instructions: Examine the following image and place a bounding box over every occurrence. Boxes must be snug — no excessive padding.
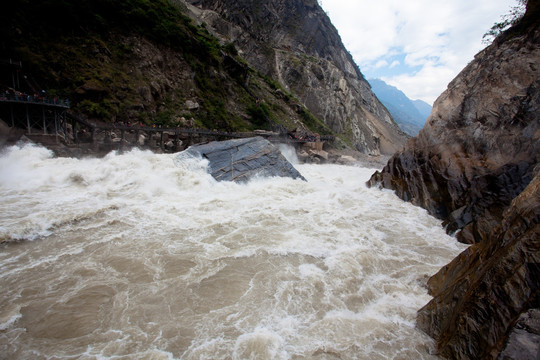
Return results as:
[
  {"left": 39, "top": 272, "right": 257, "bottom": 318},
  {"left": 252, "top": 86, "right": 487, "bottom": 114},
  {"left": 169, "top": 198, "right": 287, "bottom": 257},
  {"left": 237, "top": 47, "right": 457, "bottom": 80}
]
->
[{"left": 0, "top": 143, "right": 467, "bottom": 359}]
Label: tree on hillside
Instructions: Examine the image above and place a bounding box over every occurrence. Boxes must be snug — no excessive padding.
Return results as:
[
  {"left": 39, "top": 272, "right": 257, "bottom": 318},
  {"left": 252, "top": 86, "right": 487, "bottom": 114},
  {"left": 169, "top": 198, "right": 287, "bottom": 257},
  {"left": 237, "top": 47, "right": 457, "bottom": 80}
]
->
[{"left": 482, "top": 0, "right": 527, "bottom": 44}]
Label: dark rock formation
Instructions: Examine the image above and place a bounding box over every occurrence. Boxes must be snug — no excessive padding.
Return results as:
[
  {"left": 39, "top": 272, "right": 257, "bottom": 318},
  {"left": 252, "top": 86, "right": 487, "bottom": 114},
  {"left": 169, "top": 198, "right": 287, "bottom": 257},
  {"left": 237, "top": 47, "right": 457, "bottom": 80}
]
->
[
  {"left": 0, "top": 119, "right": 25, "bottom": 146},
  {"left": 368, "top": 3, "right": 540, "bottom": 359},
  {"left": 177, "top": 136, "right": 305, "bottom": 182},
  {"left": 182, "top": 0, "right": 408, "bottom": 155},
  {"left": 417, "top": 167, "right": 539, "bottom": 359},
  {"left": 499, "top": 309, "right": 540, "bottom": 359}
]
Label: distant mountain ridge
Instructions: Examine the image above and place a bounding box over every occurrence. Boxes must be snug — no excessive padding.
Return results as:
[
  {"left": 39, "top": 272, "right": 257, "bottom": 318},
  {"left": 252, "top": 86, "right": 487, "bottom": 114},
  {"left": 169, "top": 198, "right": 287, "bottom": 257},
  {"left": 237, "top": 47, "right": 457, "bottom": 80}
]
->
[
  {"left": 412, "top": 99, "right": 432, "bottom": 120},
  {"left": 368, "top": 79, "right": 432, "bottom": 136}
]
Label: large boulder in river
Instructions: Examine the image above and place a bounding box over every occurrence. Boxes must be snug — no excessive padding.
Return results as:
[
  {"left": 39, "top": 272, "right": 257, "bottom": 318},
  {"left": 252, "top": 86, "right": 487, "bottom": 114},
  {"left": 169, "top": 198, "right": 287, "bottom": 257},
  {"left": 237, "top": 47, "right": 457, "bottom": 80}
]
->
[
  {"left": 180, "top": 136, "right": 305, "bottom": 182},
  {"left": 368, "top": 3, "right": 540, "bottom": 359}
]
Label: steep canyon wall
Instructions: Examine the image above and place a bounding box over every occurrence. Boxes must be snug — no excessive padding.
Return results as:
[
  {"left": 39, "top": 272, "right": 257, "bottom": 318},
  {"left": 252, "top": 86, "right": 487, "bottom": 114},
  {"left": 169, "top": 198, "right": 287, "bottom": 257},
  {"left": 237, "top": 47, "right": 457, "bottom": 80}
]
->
[
  {"left": 368, "top": 3, "right": 540, "bottom": 358},
  {"left": 183, "top": 0, "right": 408, "bottom": 155}
]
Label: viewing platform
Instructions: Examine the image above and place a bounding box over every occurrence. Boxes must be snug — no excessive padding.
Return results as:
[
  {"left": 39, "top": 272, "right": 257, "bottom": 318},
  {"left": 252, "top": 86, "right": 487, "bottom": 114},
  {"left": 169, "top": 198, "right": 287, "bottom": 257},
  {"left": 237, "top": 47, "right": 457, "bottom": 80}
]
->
[
  {"left": 0, "top": 92, "right": 70, "bottom": 138},
  {"left": 63, "top": 112, "right": 334, "bottom": 153},
  {"left": 0, "top": 93, "right": 70, "bottom": 109}
]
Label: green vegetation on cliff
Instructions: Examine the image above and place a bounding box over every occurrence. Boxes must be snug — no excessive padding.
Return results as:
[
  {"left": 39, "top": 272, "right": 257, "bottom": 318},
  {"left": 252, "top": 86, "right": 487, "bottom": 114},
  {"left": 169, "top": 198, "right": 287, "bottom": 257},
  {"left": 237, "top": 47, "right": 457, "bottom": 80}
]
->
[{"left": 0, "top": 0, "right": 333, "bottom": 135}]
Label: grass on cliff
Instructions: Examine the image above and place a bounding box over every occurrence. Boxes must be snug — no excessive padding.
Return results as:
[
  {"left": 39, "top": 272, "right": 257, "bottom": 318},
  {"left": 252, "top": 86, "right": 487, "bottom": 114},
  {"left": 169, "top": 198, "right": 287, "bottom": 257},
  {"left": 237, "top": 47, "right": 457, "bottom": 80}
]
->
[
  {"left": 1, "top": 0, "right": 331, "bottom": 135},
  {"left": 4, "top": 0, "right": 218, "bottom": 58}
]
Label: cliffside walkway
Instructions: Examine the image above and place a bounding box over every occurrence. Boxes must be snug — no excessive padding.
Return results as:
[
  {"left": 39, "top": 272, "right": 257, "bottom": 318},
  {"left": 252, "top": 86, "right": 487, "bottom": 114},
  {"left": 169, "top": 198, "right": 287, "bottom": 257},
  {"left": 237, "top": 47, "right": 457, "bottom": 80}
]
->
[
  {"left": 65, "top": 113, "right": 334, "bottom": 151},
  {"left": 0, "top": 95, "right": 334, "bottom": 151},
  {"left": 0, "top": 93, "right": 69, "bottom": 136}
]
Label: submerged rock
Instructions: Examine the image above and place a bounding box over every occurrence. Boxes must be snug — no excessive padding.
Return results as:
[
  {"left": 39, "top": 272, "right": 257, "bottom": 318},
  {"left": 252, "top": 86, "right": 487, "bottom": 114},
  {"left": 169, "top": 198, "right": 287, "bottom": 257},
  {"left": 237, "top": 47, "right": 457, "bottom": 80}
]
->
[{"left": 179, "top": 137, "right": 306, "bottom": 182}]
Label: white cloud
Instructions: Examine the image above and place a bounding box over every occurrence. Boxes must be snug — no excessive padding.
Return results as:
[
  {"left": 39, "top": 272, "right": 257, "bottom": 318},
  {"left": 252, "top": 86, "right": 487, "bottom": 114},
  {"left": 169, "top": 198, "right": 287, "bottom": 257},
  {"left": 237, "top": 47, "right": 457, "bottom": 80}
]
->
[
  {"left": 389, "top": 60, "right": 400, "bottom": 69},
  {"left": 319, "top": 0, "right": 517, "bottom": 104},
  {"left": 374, "top": 60, "right": 389, "bottom": 69},
  {"left": 382, "top": 65, "right": 456, "bottom": 105}
]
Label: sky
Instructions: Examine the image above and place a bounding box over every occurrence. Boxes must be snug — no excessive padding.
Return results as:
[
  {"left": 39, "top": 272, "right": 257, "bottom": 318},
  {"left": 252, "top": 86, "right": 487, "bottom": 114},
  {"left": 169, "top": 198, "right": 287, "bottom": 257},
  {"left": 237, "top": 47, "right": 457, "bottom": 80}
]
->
[{"left": 318, "top": 0, "right": 518, "bottom": 105}]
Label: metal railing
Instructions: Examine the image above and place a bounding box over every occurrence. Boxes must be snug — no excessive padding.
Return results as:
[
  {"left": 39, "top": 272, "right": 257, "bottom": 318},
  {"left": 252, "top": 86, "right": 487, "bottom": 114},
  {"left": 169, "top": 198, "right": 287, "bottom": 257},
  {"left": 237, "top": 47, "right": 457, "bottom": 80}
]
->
[{"left": 0, "top": 93, "right": 70, "bottom": 108}]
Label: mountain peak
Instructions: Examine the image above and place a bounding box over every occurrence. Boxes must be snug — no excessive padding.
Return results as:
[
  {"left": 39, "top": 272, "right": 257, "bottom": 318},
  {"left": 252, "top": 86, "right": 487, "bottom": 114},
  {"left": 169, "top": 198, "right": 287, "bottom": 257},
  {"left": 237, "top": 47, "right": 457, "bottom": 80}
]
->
[{"left": 368, "top": 79, "right": 432, "bottom": 136}]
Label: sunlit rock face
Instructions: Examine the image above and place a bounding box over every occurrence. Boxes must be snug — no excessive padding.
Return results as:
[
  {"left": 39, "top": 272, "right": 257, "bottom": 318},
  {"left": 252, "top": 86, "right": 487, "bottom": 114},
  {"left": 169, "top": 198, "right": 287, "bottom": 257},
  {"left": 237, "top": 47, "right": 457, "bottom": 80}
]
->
[
  {"left": 368, "top": 3, "right": 540, "bottom": 359},
  {"left": 369, "top": 17, "right": 539, "bottom": 245},
  {"left": 184, "top": 0, "right": 408, "bottom": 155}
]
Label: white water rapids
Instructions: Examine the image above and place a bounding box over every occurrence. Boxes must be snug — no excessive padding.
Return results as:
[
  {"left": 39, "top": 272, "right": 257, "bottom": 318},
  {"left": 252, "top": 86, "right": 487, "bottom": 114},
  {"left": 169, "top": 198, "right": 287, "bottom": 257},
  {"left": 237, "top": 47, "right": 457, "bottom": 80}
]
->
[{"left": 0, "top": 143, "right": 467, "bottom": 359}]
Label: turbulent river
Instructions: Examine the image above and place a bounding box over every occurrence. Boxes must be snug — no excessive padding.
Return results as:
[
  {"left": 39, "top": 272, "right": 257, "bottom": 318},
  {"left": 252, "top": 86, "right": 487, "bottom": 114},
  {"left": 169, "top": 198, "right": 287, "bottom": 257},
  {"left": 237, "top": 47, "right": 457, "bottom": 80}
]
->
[{"left": 0, "top": 144, "right": 467, "bottom": 360}]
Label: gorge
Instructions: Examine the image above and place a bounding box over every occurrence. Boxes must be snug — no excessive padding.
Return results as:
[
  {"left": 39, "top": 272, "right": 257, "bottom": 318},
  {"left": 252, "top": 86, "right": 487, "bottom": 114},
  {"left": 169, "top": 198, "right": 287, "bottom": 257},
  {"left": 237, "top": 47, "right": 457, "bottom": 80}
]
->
[
  {"left": 0, "top": 0, "right": 539, "bottom": 359},
  {"left": 369, "top": 1, "right": 540, "bottom": 358},
  {"left": 0, "top": 0, "right": 407, "bottom": 156}
]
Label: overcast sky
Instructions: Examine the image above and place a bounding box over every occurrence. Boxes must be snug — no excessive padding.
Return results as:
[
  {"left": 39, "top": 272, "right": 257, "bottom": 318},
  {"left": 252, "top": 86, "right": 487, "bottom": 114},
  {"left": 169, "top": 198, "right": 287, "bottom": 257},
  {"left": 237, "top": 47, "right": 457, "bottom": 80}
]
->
[{"left": 318, "top": 0, "right": 517, "bottom": 104}]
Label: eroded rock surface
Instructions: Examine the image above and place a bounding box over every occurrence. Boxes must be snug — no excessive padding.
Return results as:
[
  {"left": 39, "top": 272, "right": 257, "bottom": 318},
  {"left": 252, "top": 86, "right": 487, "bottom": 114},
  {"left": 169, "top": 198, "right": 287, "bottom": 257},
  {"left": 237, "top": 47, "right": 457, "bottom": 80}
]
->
[
  {"left": 499, "top": 309, "right": 540, "bottom": 360},
  {"left": 368, "top": 14, "right": 540, "bottom": 245},
  {"left": 417, "top": 168, "right": 540, "bottom": 359},
  {"left": 178, "top": 137, "right": 305, "bottom": 182},
  {"left": 368, "top": 3, "right": 540, "bottom": 359}
]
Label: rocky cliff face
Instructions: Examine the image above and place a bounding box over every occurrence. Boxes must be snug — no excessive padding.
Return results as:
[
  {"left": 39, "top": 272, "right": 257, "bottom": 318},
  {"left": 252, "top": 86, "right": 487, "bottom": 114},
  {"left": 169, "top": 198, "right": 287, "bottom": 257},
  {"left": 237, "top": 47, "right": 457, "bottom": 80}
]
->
[
  {"left": 368, "top": 3, "right": 539, "bottom": 358},
  {"left": 417, "top": 167, "right": 539, "bottom": 359},
  {"left": 4, "top": 0, "right": 394, "bottom": 147},
  {"left": 369, "top": 17, "right": 540, "bottom": 245},
  {"left": 2, "top": 0, "right": 310, "bottom": 133},
  {"left": 182, "top": 0, "right": 408, "bottom": 155}
]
